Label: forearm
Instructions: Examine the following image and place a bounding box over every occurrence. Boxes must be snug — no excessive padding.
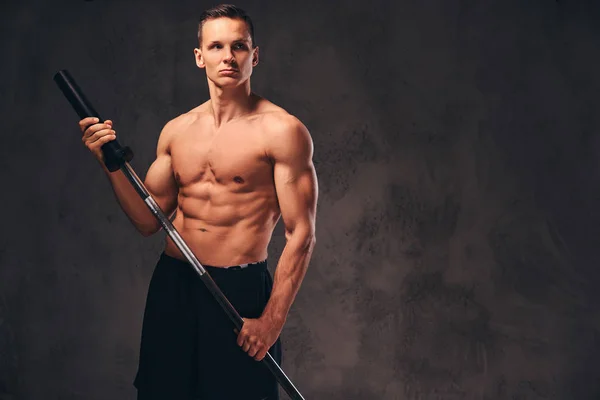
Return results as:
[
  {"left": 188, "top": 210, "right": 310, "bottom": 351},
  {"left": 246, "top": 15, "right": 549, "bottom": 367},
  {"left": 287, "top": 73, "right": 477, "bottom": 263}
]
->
[
  {"left": 262, "top": 229, "right": 316, "bottom": 326},
  {"left": 102, "top": 165, "right": 161, "bottom": 236}
]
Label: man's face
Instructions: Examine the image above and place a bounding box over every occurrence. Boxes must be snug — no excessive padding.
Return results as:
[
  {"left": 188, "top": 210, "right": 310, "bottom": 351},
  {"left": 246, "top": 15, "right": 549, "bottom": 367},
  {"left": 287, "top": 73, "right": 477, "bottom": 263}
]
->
[{"left": 194, "top": 18, "right": 258, "bottom": 88}]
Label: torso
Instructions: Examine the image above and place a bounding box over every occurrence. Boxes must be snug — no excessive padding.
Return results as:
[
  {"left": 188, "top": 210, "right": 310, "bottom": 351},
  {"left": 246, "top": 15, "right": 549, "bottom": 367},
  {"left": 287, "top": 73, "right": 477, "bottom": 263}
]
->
[{"left": 163, "top": 99, "right": 284, "bottom": 267}]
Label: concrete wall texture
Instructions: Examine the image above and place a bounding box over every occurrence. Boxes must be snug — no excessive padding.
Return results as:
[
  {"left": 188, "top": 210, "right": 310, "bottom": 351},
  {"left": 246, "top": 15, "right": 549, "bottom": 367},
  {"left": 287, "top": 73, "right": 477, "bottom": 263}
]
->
[{"left": 1, "top": 0, "right": 599, "bottom": 398}]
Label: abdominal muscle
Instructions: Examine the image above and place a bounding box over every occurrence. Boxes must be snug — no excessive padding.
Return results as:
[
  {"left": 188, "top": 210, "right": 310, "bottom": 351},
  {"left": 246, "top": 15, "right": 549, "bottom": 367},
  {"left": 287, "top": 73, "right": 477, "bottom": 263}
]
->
[{"left": 163, "top": 183, "right": 280, "bottom": 267}]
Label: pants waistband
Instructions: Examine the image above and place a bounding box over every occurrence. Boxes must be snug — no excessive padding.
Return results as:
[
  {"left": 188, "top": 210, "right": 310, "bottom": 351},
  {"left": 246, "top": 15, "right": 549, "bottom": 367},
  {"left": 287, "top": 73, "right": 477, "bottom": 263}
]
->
[{"left": 159, "top": 252, "right": 268, "bottom": 274}]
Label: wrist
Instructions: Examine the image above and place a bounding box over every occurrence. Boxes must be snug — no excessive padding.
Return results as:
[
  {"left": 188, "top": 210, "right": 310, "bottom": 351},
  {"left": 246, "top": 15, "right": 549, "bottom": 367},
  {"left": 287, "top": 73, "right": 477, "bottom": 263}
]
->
[{"left": 261, "top": 310, "right": 286, "bottom": 328}]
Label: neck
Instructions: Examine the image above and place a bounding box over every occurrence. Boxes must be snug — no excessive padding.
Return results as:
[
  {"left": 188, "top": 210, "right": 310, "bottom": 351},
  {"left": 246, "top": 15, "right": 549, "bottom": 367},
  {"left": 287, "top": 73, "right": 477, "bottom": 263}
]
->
[{"left": 207, "top": 79, "right": 254, "bottom": 127}]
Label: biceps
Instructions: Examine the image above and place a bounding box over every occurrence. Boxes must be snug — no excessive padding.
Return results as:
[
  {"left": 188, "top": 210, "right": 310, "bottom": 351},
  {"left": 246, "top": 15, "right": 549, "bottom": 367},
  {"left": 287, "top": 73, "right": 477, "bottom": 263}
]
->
[{"left": 144, "top": 155, "right": 179, "bottom": 214}]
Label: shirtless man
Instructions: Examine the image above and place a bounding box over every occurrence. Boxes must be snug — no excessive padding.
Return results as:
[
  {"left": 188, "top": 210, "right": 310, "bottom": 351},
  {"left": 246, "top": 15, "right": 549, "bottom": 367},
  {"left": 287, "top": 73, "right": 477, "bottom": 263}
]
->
[{"left": 78, "top": 4, "right": 317, "bottom": 399}]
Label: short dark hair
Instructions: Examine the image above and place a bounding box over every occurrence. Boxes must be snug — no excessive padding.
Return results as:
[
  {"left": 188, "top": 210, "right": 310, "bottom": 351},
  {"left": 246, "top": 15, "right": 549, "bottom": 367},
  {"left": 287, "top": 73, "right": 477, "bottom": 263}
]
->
[{"left": 197, "top": 4, "right": 256, "bottom": 48}]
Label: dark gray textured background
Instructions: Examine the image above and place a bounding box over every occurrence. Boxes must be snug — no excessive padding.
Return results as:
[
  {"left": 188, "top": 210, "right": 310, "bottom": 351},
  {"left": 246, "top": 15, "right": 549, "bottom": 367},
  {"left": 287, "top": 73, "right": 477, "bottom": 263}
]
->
[{"left": 1, "top": 0, "right": 600, "bottom": 399}]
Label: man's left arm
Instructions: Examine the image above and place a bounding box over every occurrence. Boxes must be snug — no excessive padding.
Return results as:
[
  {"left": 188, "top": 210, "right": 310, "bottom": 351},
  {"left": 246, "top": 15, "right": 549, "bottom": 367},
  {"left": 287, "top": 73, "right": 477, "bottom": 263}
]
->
[{"left": 237, "top": 116, "right": 318, "bottom": 361}]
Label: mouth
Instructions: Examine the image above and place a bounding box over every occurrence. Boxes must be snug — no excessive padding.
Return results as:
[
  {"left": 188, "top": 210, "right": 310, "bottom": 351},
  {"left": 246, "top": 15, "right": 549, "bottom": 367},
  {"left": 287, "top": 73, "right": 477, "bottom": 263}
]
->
[{"left": 219, "top": 69, "right": 238, "bottom": 73}]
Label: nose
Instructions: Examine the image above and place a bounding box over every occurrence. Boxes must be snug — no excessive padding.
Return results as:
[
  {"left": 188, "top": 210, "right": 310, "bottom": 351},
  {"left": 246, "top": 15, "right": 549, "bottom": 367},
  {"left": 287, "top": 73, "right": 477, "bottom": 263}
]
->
[{"left": 223, "top": 48, "right": 235, "bottom": 64}]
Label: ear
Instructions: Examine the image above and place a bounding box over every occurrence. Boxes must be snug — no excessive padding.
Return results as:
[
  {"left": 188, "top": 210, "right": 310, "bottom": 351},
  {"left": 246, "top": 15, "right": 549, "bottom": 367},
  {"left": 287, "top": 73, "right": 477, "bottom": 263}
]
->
[
  {"left": 252, "top": 46, "right": 259, "bottom": 67},
  {"left": 194, "top": 47, "right": 205, "bottom": 69}
]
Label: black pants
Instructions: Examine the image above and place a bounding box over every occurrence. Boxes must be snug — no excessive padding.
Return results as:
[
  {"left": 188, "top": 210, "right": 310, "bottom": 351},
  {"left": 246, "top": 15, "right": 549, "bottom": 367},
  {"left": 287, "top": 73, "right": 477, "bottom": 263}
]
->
[{"left": 134, "top": 253, "right": 281, "bottom": 400}]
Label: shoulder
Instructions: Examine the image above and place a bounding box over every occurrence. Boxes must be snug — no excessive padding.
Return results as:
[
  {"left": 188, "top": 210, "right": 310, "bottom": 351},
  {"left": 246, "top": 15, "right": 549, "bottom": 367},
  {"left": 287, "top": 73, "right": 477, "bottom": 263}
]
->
[
  {"left": 157, "top": 102, "right": 211, "bottom": 151},
  {"left": 260, "top": 110, "right": 313, "bottom": 162},
  {"left": 255, "top": 101, "right": 312, "bottom": 156},
  {"left": 166, "top": 101, "right": 211, "bottom": 132}
]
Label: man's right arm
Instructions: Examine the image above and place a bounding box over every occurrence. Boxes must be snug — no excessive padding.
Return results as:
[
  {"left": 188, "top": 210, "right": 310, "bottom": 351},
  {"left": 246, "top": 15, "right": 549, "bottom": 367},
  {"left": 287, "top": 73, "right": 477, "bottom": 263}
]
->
[{"left": 79, "top": 117, "right": 179, "bottom": 237}]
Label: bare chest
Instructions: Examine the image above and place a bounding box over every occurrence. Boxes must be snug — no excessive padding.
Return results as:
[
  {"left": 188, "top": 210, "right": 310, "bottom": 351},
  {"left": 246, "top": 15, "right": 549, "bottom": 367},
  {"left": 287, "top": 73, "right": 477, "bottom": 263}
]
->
[{"left": 169, "top": 123, "right": 272, "bottom": 188}]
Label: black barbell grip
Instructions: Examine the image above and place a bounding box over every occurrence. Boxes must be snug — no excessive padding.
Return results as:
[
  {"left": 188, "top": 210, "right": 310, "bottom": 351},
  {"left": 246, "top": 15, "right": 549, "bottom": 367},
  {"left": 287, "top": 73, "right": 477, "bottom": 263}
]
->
[{"left": 53, "top": 69, "right": 133, "bottom": 171}]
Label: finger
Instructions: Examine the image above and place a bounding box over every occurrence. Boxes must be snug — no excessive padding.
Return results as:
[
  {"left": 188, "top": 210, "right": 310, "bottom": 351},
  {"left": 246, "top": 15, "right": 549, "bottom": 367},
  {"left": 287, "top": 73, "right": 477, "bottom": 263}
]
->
[
  {"left": 88, "top": 127, "right": 115, "bottom": 138},
  {"left": 84, "top": 124, "right": 113, "bottom": 141},
  {"left": 233, "top": 319, "right": 245, "bottom": 335},
  {"left": 90, "top": 134, "right": 116, "bottom": 149},
  {"left": 235, "top": 318, "right": 246, "bottom": 339},
  {"left": 79, "top": 117, "right": 99, "bottom": 131},
  {"left": 248, "top": 346, "right": 259, "bottom": 358},
  {"left": 242, "top": 341, "right": 251, "bottom": 352},
  {"left": 237, "top": 331, "right": 246, "bottom": 347},
  {"left": 255, "top": 348, "right": 268, "bottom": 362},
  {"left": 87, "top": 128, "right": 116, "bottom": 145}
]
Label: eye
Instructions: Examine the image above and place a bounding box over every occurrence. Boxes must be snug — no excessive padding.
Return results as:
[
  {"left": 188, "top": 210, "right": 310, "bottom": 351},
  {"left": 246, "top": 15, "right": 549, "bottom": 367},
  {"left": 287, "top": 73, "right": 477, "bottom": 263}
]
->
[{"left": 233, "top": 43, "right": 247, "bottom": 50}]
